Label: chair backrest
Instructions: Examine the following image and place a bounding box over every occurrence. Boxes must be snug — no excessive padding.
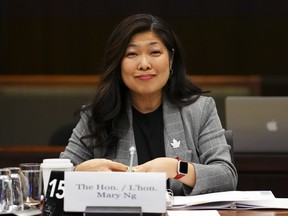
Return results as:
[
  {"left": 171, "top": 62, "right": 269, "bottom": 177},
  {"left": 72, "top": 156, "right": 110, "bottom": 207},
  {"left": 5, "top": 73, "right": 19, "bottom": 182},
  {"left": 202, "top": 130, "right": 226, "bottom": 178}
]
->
[
  {"left": 224, "top": 130, "right": 234, "bottom": 164},
  {"left": 0, "top": 85, "right": 94, "bottom": 146},
  {"left": 49, "top": 123, "right": 76, "bottom": 146}
]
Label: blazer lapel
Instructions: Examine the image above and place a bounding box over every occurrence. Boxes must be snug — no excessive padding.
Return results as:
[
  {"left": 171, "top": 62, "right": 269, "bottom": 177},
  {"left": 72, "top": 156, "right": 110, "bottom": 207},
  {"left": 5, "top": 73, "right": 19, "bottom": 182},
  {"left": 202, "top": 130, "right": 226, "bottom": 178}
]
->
[
  {"left": 163, "top": 98, "right": 189, "bottom": 161},
  {"left": 115, "top": 101, "right": 138, "bottom": 166}
]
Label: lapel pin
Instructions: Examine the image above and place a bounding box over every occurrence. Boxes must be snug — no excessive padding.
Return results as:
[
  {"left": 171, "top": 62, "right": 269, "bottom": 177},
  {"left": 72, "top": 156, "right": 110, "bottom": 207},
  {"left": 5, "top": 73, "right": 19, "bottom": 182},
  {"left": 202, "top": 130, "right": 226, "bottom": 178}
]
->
[{"left": 171, "top": 139, "right": 180, "bottom": 148}]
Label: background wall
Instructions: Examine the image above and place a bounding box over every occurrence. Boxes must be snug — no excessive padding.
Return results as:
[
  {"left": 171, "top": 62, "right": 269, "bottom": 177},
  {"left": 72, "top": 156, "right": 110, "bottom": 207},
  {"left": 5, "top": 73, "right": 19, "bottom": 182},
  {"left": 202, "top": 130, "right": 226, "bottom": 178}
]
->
[{"left": 1, "top": 0, "right": 288, "bottom": 75}]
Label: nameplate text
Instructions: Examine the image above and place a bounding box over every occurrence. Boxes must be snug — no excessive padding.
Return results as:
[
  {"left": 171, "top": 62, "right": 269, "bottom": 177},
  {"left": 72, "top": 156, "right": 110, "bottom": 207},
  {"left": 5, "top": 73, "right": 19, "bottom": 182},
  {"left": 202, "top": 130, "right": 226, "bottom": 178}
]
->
[{"left": 64, "top": 172, "right": 166, "bottom": 213}]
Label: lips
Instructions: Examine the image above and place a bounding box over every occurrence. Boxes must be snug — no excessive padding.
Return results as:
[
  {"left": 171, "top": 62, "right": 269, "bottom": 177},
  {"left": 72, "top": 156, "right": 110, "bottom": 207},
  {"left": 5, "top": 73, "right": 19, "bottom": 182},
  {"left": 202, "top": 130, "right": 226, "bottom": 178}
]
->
[{"left": 135, "top": 74, "right": 156, "bottom": 80}]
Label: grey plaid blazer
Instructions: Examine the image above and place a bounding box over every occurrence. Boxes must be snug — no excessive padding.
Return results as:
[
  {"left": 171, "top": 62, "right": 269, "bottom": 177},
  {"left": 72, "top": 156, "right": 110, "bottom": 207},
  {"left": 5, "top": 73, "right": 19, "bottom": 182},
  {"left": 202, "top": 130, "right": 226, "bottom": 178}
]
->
[{"left": 60, "top": 96, "right": 238, "bottom": 195}]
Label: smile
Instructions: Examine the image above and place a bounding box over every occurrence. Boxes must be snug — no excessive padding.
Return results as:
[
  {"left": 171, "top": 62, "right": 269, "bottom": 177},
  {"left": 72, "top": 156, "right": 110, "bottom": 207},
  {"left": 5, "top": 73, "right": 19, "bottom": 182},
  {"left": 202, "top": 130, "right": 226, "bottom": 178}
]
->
[{"left": 135, "top": 74, "right": 156, "bottom": 80}]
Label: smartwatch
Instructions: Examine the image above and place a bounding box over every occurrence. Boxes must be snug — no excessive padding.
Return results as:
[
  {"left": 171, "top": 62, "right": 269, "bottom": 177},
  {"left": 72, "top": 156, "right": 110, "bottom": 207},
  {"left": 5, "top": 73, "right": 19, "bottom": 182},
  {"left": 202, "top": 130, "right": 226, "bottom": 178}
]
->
[{"left": 174, "top": 157, "right": 188, "bottom": 179}]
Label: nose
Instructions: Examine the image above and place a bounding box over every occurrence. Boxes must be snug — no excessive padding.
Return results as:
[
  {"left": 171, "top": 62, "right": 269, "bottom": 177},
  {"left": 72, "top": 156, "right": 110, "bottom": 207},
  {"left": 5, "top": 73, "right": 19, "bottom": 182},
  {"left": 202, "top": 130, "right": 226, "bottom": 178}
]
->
[{"left": 137, "top": 56, "right": 151, "bottom": 71}]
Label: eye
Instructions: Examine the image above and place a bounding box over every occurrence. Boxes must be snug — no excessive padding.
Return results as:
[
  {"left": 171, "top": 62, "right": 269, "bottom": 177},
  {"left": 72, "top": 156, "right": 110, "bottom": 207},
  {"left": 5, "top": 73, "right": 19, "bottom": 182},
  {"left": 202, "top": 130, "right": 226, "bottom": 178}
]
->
[
  {"left": 151, "top": 50, "right": 161, "bottom": 56},
  {"left": 126, "top": 52, "right": 137, "bottom": 57}
]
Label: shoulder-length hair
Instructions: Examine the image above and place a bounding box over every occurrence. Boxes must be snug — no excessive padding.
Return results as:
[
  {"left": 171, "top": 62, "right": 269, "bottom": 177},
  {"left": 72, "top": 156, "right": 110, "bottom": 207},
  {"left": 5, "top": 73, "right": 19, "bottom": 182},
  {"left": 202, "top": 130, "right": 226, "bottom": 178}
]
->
[{"left": 82, "top": 14, "right": 203, "bottom": 154}]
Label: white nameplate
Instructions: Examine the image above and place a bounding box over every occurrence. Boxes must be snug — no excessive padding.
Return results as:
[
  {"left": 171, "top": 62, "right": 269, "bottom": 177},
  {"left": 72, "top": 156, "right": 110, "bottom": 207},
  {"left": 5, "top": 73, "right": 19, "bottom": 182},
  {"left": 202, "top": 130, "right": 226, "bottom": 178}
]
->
[{"left": 64, "top": 172, "right": 166, "bottom": 213}]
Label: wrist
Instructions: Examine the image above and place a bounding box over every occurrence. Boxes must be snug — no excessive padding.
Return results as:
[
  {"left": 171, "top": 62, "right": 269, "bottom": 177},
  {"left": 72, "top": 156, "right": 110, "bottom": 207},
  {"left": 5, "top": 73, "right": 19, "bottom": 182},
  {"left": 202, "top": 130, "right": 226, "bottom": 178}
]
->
[{"left": 174, "top": 157, "right": 188, "bottom": 180}]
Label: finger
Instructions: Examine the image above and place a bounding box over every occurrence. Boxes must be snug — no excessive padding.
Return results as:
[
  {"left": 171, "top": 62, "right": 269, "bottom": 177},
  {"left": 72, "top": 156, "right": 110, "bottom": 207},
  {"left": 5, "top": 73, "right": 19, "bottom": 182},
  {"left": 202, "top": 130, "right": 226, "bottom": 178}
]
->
[
  {"left": 110, "top": 162, "right": 128, "bottom": 172},
  {"left": 133, "top": 165, "right": 145, "bottom": 172}
]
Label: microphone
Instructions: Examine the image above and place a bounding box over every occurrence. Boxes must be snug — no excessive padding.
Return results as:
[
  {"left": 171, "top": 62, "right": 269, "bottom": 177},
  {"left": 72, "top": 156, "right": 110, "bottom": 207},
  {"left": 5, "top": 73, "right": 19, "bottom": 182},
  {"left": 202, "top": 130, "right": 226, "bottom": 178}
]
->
[{"left": 127, "top": 146, "right": 136, "bottom": 172}]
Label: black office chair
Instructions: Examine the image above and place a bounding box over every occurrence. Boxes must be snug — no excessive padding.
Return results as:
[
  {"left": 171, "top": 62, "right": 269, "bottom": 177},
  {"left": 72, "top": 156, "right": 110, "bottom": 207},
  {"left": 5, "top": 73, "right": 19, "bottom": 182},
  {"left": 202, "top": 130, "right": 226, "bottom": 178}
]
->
[
  {"left": 49, "top": 123, "right": 76, "bottom": 146},
  {"left": 224, "top": 130, "right": 234, "bottom": 164}
]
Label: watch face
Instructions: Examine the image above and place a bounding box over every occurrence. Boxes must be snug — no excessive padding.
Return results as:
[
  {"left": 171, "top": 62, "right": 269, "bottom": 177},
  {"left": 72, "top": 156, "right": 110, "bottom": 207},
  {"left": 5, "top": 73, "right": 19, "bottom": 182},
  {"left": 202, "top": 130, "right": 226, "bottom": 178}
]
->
[{"left": 179, "top": 161, "right": 188, "bottom": 174}]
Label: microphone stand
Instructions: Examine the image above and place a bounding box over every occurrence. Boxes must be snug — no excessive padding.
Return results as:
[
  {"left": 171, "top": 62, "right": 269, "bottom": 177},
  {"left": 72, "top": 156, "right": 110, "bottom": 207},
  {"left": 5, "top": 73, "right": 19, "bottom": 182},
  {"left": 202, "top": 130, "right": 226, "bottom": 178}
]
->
[{"left": 127, "top": 146, "right": 136, "bottom": 172}]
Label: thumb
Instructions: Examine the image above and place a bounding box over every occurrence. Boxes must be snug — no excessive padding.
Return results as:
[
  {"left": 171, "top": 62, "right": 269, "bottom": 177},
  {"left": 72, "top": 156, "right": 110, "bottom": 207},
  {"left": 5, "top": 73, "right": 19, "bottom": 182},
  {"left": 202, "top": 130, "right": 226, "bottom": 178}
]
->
[{"left": 110, "top": 162, "right": 128, "bottom": 172}]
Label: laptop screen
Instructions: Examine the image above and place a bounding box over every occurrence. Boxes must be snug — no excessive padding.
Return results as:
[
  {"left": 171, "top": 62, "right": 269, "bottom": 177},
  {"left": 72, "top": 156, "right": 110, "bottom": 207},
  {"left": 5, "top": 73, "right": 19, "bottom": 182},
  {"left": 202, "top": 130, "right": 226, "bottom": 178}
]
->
[{"left": 225, "top": 96, "right": 288, "bottom": 153}]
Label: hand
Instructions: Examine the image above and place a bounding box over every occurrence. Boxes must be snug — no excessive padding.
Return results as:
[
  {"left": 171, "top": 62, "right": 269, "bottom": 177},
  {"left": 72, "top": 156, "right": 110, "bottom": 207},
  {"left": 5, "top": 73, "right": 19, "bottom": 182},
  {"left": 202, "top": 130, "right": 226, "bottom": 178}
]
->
[
  {"left": 134, "top": 157, "right": 178, "bottom": 179},
  {"left": 75, "top": 158, "right": 128, "bottom": 172}
]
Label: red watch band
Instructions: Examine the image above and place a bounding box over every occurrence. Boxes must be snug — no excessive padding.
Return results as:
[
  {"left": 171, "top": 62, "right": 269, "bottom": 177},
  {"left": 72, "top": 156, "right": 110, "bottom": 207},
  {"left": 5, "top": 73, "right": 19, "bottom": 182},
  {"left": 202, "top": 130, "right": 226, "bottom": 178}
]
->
[{"left": 174, "top": 173, "right": 185, "bottom": 180}]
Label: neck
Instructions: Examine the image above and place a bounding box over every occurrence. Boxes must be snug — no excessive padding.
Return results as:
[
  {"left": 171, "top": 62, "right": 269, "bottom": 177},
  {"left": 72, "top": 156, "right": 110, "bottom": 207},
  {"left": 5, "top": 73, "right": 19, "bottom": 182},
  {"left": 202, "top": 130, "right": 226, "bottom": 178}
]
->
[{"left": 131, "top": 92, "right": 162, "bottom": 114}]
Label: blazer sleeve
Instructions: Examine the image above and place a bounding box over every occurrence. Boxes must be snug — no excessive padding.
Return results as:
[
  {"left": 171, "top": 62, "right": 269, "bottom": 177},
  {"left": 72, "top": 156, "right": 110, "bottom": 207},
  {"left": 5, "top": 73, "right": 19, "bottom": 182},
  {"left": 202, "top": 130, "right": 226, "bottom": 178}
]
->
[
  {"left": 59, "top": 109, "right": 95, "bottom": 166},
  {"left": 183, "top": 97, "right": 238, "bottom": 195}
]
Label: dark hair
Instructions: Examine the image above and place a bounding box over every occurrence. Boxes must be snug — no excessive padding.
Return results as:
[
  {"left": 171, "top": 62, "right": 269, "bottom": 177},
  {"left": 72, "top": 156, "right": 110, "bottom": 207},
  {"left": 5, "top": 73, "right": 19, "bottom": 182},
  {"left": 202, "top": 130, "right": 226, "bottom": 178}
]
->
[{"left": 82, "top": 14, "right": 203, "bottom": 155}]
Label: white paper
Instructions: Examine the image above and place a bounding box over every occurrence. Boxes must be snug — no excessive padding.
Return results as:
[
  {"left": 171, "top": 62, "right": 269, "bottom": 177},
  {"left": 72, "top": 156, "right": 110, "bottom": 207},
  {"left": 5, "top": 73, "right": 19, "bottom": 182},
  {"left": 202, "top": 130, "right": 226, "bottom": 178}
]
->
[
  {"left": 172, "top": 190, "right": 275, "bottom": 206},
  {"left": 167, "top": 210, "right": 220, "bottom": 216},
  {"left": 236, "top": 198, "right": 288, "bottom": 209},
  {"left": 169, "top": 190, "right": 278, "bottom": 210}
]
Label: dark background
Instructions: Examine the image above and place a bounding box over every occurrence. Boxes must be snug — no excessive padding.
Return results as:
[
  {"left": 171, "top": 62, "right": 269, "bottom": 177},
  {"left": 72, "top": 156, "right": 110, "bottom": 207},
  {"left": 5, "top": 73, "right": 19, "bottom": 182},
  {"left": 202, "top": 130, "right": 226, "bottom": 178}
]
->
[{"left": 1, "top": 0, "right": 288, "bottom": 94}]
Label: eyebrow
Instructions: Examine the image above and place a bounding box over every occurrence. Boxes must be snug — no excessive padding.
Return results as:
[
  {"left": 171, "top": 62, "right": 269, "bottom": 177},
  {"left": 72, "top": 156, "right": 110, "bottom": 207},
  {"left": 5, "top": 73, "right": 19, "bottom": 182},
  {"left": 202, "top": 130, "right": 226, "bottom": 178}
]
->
[{"left": 127, "top": 41, "right": 160, "bottom": 48}]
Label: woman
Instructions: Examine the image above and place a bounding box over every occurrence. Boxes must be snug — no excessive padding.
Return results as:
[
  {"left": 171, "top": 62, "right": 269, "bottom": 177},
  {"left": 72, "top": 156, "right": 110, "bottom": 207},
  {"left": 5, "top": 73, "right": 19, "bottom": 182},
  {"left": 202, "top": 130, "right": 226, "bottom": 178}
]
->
[{"left": 60, "top": 14, "right": 238, "bottom": 196}]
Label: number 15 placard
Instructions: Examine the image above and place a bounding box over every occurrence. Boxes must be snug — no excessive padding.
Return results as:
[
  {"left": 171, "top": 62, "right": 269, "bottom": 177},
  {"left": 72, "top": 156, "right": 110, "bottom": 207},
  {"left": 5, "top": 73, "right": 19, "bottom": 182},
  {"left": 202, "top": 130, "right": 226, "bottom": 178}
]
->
[{"left": 42, "top": 171, "right": 65, "bottom": 216}]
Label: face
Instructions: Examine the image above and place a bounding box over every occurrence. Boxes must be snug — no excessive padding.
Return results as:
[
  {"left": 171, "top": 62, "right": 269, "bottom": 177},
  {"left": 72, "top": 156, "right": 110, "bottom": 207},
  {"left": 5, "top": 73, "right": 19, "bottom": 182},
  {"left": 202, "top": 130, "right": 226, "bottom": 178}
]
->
[{"left": 121, "top": 31, "right": 172, "bottom": 98}]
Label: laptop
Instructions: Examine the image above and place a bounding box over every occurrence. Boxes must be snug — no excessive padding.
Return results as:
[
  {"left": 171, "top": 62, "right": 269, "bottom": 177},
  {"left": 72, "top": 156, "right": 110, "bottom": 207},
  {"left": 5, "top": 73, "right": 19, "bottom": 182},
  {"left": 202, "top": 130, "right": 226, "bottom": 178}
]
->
[{"left": 225, "top": 96, "right": 288, "bottom": 153}]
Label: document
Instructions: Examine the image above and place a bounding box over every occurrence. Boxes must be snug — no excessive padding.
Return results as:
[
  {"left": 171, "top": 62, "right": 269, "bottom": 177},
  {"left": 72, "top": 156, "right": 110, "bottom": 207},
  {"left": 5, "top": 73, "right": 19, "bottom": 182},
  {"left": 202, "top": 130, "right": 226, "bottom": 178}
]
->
[
  {"left": 235, "top": 198, "right": 288, "bottom": 209},
  {"left": 168, "top": 190, "right": 288, "bottom": 210},
  {"left": 167, "top": 210, "right": 220, "bottom": 216}
]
